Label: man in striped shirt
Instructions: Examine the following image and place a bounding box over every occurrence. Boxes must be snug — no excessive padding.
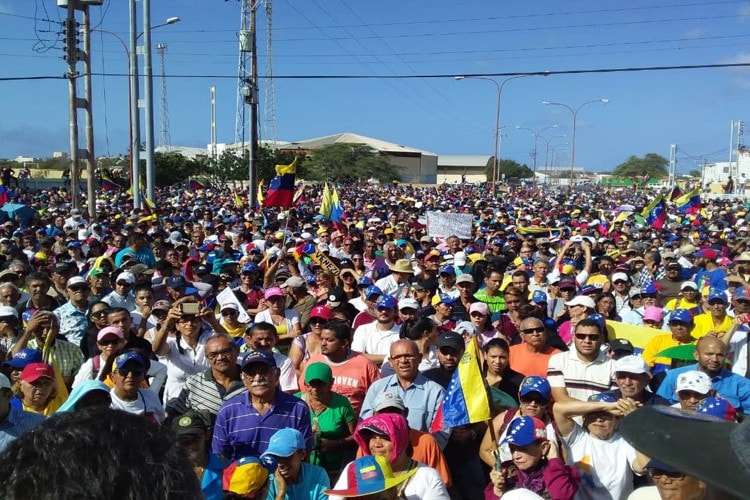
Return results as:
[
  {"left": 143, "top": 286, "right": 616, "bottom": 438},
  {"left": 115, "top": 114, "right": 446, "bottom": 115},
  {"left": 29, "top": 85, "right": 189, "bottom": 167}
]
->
[{"left": 211, "top": 350, "right": 312, "bottom": 461}]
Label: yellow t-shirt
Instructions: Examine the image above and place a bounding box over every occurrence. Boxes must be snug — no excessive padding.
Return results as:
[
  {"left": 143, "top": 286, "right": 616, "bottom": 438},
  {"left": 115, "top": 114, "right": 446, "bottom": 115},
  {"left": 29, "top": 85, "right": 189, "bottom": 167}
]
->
[
  {"left": 664, "top": 297, "right": 701, "bottom": 312},
  {"left": 641, "top": 333, "right": 696, "bottom": 372},
  {"left": 692, "top": 313, "right": 734, "bottom": 339},
  {"left": 220, "top": 320, "right": 248, "bottom": 339}
]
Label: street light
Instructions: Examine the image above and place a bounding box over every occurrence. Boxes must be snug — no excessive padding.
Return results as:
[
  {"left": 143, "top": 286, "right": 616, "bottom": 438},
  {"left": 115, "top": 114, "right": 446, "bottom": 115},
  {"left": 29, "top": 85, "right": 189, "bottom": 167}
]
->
[
  {"left": 515, "top": 124, "right": 557, "bottom": 188},
  {"left": 542, "top": 98, "right": 608, "bottom": 189},
  {"left": 455, "top": 74, "right": 531, "bottom": 196},
  {"left": 538, "top": 134, "right": 566, "bottom": 182}
]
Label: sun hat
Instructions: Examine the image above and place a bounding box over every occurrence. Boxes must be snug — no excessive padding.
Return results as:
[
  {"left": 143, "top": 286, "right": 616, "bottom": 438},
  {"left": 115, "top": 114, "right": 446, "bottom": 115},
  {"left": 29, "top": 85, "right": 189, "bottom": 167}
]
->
[
  {"left": 388, "top": 259, "right": 414, "bottom": 274},
  {"left": 323, "top": 455, "right": 417, "bottom": 498}
]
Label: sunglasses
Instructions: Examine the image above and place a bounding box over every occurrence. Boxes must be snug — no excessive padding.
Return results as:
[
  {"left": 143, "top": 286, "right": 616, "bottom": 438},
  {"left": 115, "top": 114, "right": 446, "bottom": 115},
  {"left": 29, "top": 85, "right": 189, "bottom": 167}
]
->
[
  {"left": 117, "top": 367, "right": 145, "bottom": 377},
  {"left": 97, "top": 338, "right": 123, "bottom": 346},
  {"left": 648, "top": 468, "right": 685, "bottom": 480},
  {"left": 575, "top": 333, "right": 600, "bottom": 341},
  {"left": 310, "top": 317, "right": 327, "bottom": 324},
  {"left": 221, "top": 310, "right": 238, "bottom": 316},
  {"left": 520, "top": 395, "right": 548, "bottom": 405},
  {"left": 69, "top": 285, "right": 90, "bottom": 292},
  {"left": 521, "top": 327, "right": 545, "bottom": 335},
  {"left": 91, "top": 310, "right": 110, "bottom": 319}
]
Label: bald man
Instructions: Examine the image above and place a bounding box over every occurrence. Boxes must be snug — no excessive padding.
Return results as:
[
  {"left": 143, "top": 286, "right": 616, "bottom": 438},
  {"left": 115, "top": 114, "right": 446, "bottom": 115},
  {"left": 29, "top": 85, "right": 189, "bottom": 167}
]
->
[
  {"left": 656, "top": 336, "right": 750, "bottom": 413},
  {"left": 509, "top": 317, "right": 562, "bottom": 377}
]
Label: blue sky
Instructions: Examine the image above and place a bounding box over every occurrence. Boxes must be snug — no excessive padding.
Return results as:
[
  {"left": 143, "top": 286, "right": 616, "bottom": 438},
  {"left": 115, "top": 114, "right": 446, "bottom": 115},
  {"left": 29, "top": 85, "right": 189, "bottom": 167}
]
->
[{"left": 2, "top": 0, "right": 750, "bottom": 173}]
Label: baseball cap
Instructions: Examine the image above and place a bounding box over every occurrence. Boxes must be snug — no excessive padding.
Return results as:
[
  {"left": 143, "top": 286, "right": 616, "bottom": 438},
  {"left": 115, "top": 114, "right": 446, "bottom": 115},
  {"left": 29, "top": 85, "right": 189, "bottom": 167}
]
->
[
  {"left": 223, "top": 456, "right": 277, "bottom": 496},
  {"left": 439, "top": 265, "right": 455, "bottom": 276},
  {"left": 1, "top": 348, "right": 42, "bottom": 370},
  {"left": 642, "top": 282, "right": 660, "bottom": 295},
  {"left": 456, "top": 274, "right": 474, "bottom": 285},
  {"left": 310, "top": 305, "right": 332, "bottom": 320},
  {"left": 241, "top": 263, "right": 259, "bottom": 274},
  {"left": 241, "top": 350, "right": 277, "bottom": 370},
  {"left": 611, "top": 272, "right": 629, "bottom": 283},
  {"left": 97, "top": 326, "right": 124, "bottom": 343},
  {"left": 281, "top": 276, "right": 305, "bottom": 289},
  {"left": 261, "top": 428, "right": 307, "bottom": 458},
  {"left": 696, "top": 397, "right": 737, "bottom": 422},
  {"left": 116, "top": 271, "right": 136, "bottom": 285},
  {"left": 372, "top": 392, "right": 405, "bottom": 413},
  {"left": 166, "top": 275, "right": 187, "bottom": 288},
  {"left": 152, "top": 300, "right": 172, "bottom": 311},
  {"left": 220, "top": 302, "right": 239, "bottom": 313},
  {"left": 531, "top": 290, "right": 548, "bottom": 304},
  {"left": 614, "top": 355, "right": 650, "bottom": 376},
  {"left": 364, "top": 285, "right": 383, "bottom": 300},
  {"left": 172, "top": 410, "right": 212, "bottom": 437},
  {"left": 66, "top": 276, "right": 87, "bottom": 288},
  {"left": 264, "top": 287, "right": 284, "bottom": 300},
  {"left": 588, "top": 393, "right": 617, "bottom": 403},
  {"left": 304, "top": 362, "right": 333, "bottom": 384},
  {"left": 668, "top": 309, "right": 694, "bottom": 324},
  {"left": 20, "top": 362, "right": 55, "bottom": 383},
  {"left": 193, "top": 264, "right": 211, "bottom": 276},
  {"left": 643, "top": 306, "right": 665, "bottom": 323},
  {"left": 0, "top": 306, "right": 18, "bottom": 320},
  {"left": 114, "top": 352, "right": 145, "bottom": 369},
  {"left": 398, "top": 298, "right": 419, "bottom": 311},
  {"left": 580, "top": 285, "right": 599, "bottom": 296},
  {"left": 695, "top": 248, "right": 719, "bottom": 260},
  {"left": 375, "top": 295, "right": 397, "bottom": 310},
  {"left": 501, "top": 417, "right": 547, "bottom": 446},
  {"left": 675, "top": 370, "right": 712, "bottom": 395},
  {"left": 518, "top": 376, "right": 551, "bottom": 400},
  {"left": 357, "top": 276, "right": 374, "bottom": 288},
  {"left": 565, "top": 296, "right": 596, "bottom": 309},
  {"left": 629, "top": 287, "right": 643, "bottom": 299},
  {"left": 324, "top": 455, "right": 417, "bottom": 498},
  {"left": 469, "top": 302, "right": 489, "bottom": 316},
  {"left": 436, "top": 331, "right": 464, "bottom": 351},
  {"left": 620, "top": 405, "right": 750, "bottom": 499},
  {"left": 558, "top": 275, "right": 577, "bottom": 290},
  {"left": 680, "top": 281, "right": 698, "bottom": 291},
  {"left": 327, "top": 288, "right": 348, "bottom": 308},
  {"left": 608, "top": 339, "right": 634, "bottom": 355},
  {"left": 707, "top": 289, "right": 727, "bottom": 303}
]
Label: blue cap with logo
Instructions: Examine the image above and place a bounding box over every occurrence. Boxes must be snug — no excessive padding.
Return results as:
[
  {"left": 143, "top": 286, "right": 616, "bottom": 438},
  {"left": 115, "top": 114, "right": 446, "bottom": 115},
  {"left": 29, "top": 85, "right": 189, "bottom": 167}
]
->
[
  {"left": 241, "top": 263, "right": 259, "bottom": 274},
  {"left": 531, "top": 290, "right": 548, "bottom": 304},
  {"left": 518, "top": 376, "right": 551, "bottom": 399},
  {"left": 439, "top": 265, "right": 455, "bottom": 276},
  {"left": 707, "top": 288, "right": 727, "bottom": 303},
  {"left": 375, "top": 295, "right": 397, "bottom": 310},
  {"left": 241, "top": 350, "right": 276, "bottom": 370},
  {"left": 588, "top": 393, "right": 617, "bottom": 403},
  {"left": 1, "top": 348, "right": 42, "bottom": 370},
  {"left": 669, "top": 309, "right": 694, "bottom": 324},
  {"left": 261, "top": 428, "right": 307, "bottom": 458},
  {"left": 501, "top": 416, "right": 547, "bottom": 446},
  {"left": 115, "top": 352, "right": 145, "bottom": 369},
  {"left": 365, "top": 285, "right": 383, "bottom": 300}
]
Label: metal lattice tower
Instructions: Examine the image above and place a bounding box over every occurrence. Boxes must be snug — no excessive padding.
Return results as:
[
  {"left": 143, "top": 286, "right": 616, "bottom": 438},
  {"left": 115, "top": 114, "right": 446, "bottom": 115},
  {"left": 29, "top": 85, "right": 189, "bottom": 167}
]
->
[
  {"left": 234, "top": 0, "right": 253, "bottom": 147},
  {"left": 263, "top": 0, "right": 276, "bottom": 146},
  {"left": 156, "top": 43, "right": 171, "bottom": 150}
]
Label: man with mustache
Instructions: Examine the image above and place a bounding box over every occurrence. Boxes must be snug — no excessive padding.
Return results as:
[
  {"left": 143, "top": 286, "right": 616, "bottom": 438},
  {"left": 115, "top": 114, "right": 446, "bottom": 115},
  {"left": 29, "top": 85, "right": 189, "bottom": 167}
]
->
[{"left": 212, "top": 350, "right": 313, "bottom": 461}]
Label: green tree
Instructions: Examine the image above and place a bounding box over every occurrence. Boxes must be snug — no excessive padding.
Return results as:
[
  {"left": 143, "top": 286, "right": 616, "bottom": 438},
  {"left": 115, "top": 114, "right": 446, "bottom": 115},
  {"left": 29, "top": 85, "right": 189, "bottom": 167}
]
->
[
  {"left": 689, "top": 169, "right": 701, "bottom": 178},
  {"left": 492, "top": 159, "right": 533, "bottom": 180},
  {"left": 154, "top": 152, "right": 204, "bottom": 187},
  {"left": 612, "top": 153, "right": 668, "bottom": 179},
  {"left": 301, "top": 143, "right": 401, "bottom": 183}
]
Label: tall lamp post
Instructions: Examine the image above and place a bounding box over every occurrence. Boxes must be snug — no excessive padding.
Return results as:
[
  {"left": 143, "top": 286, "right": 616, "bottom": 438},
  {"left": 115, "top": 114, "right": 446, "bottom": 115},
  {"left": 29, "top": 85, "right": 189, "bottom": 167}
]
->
[
  {"left": 542, "top": 98, "right": 608, "bottom": 189},
  {"left": 455, "top": 75, "right": 530, "bottom": 196},
  {"left": 515, "top": 124, "right": 557, "bottom": 188},
  {"left": 538, "top": 134, "right": 567, "bottom": 183}
]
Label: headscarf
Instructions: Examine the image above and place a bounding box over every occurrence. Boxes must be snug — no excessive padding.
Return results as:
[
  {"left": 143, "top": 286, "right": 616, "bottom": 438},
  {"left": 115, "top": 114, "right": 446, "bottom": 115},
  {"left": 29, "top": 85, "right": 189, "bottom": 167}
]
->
[{"left": 353, "top": 413, "right": 409, "bottom": 463}]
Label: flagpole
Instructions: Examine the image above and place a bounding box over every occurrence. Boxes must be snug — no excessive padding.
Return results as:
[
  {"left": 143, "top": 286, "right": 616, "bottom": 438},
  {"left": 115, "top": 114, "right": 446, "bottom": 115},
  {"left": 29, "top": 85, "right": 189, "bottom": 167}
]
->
[{"left": 472, "top": 333, "right": 501, "bottom": 460}]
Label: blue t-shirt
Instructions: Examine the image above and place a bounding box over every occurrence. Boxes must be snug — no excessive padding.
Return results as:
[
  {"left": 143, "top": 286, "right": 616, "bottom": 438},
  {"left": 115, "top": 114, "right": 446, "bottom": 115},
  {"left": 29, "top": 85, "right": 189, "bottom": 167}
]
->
[
  {"left": 266, "top": 462, "right": 330, "bottom": 500},
  {"left": 656, "top": 363, "right": 750, "bottom": 412}
]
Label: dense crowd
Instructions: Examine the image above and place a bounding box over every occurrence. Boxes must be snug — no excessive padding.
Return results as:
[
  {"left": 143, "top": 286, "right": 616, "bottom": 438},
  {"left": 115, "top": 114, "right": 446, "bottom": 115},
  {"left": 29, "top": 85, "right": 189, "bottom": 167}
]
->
[{"left": 0, "top": 181, "right": 748, "bottom": 499}]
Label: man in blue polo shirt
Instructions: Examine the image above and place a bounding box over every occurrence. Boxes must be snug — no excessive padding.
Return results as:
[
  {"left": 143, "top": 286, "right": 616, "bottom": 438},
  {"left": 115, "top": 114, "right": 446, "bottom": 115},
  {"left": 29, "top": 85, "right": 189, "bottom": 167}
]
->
[
  {"left": 656, "top": 336, "right": 750, "bottom": 413},
  {"left": 212, "top": 350, "right": 312, "bottom": 461}
]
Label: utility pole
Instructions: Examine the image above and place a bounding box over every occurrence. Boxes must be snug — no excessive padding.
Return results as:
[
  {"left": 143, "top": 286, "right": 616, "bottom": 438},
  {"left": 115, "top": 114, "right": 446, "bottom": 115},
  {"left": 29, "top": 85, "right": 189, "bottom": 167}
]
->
[
  {"left": 142, "top": 0, "right": 156, "bottom": 203},
  {"left": 210, "top": 86, "right": 217, "bottom": 160},
  {"left": 64, "top": 3, "right": 80, "bottom": 209},
  {"left": 82, "top": 6, "right": 96, "bottom": 218},
  {"left": 156, "top": 43, "right": 171, "bottom": 151},
  {"left": 129, "top": 0, "right": 142, "bottom": 209},
  {"left": 668, "top": 144, "right": 677, "bottom": 189},
  {"left": 245, "top": 0, "right": 259, "bottom": 208}
]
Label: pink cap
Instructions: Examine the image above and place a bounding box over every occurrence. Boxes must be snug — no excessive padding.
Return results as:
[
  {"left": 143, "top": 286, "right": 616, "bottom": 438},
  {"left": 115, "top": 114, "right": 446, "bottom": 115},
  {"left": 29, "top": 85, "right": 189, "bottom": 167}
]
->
[
  {"left": 643, "top": 306, "right": 665, "bottom": 323},
  {"left": 469, "top": 302, "right": 489, "bottom": 316},
  {"left": 264, "top": 287, "right": 284, "bottom": 300}
]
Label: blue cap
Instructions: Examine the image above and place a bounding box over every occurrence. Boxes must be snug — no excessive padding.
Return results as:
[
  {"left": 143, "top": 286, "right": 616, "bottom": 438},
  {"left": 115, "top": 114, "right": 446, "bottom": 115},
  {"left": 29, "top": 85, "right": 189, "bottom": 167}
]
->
[
  {"left": 166, "top": 275, "right": 188, "bottom": 289},
  {"left": 261, "top": 428, "right": 306, "bottom": 458},
  {"left": 588, "top": 313, "right": 606, "bottom": 333},
  {"left": 580, "top": 285, "right": 599, "bottom": 296},
  {"left": 357, "top": 276, "right": 374, "bottom": 287},
  {"left": 501, "top": 416, "right": 547, "bottom": 446},
  {"left": 696, "top": 397, "right": 737, "bottom": 421},
  {"left": 531, "top": 290, "right": 548, "bottom": 304},
  {"left": 67, "top": 241, "right": 81, "bottom": 249},
  {"left": 241, "top": 350, "right": 276, "bottom": 370},
  {"left": 735, "top": 287, "right": 750, "bottom": 300},
  {"left": 365, "top": 285, "right": 383, "bottom": 300},
  {"left": 115, "top": 352, "right": 145, "bottom": 369},
  {"left": 439, "top": 265, "right": 455, "bottom": 276},
  {"left": 669, "top": 309, "right": 694, "bottom": 324},
  {"left": 1, "top": 348, "right": 42, "bottom": 369},
  {"left": 436, "top": 293, "right": 455, "bottom": 305},
  {"left": 518, "top": 376, "right": 551, "bottom": 399},
  {"left": 375, "top": 295, "right": 397, "bottom": 310},
  {"left": 707, "top": 288, "right": 727, "bottom": 303},
  {"left": 642, "top": 282, "right": 659, "bottom": 295},
  {"left": 241, "top": 263, "right": 259, "bottom": 274},
  {"left": 588, "top": 393, "right": 617, "bottom": 403}
]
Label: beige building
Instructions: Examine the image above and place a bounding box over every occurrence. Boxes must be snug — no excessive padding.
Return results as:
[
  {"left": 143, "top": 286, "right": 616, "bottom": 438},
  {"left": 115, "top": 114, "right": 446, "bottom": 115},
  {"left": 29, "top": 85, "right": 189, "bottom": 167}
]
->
[{"left": 436, "top": 155, "right": 492, "bottom": 183}]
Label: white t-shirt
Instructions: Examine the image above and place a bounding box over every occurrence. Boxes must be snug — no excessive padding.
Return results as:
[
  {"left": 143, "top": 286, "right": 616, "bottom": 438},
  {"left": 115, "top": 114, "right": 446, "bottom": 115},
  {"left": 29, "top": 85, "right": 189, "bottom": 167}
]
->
[
  {"left": 110, "top": 388, "right": 165, "bottom": 423},
  {"left": 729, "top": 327, "right": 750, "bottom": 377},
  {"left": 328, "top": 461, "right": 449, "bottom": 500},
  {"left": 351, "top": 322, "right": 400, "bottom": 357},
  {"left": 158, "top": 331, "right": 212, "bottom": 404},
  {"left": 563, "top": 424, "right": 637, "bottom": 500}
]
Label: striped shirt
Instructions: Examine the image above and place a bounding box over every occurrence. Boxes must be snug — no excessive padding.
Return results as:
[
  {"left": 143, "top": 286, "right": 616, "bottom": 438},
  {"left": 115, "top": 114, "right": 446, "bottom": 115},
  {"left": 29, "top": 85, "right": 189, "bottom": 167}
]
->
[
  {"left": 546, "top": 348, "right": 616, "bottom": 401},
  {"left": 185, "top": 368, "right": 247, "bottom": 417},
  {"left": 28, "top": 338, "right": 84, "bottom": 378},
  {"left": 212, "top": 389, "right": 313, "bottom": 461}
]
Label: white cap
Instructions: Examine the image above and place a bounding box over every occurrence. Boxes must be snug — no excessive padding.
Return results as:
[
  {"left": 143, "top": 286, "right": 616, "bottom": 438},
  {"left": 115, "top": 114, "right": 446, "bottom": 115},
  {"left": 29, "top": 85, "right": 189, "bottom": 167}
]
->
[
  {"left": 0, "top": 373, "right": 10, "bottom": 390},
  {"left": 220, "top": 302, "right": 239, "bottom": 311},
  {"left": 614, "top": 355, "right": 650, "bottom": 376},
  {"left": 0, "top": 306, "right": 18, "bottom": 319},
  {"left": 611, "top": 272, "right": 628, "bottom": 283},
  {"left": 675, "top": 370, "right": 712, "bottom": 395},
  {"left": 399, "top": 298, "right": 419, "bottom": 311},
  {"left": 67, "top": 276, "right": 87, "bottom": 288},
  {"left": 116, "top": 271, "right": 136, "bottom": 284},
  {"left": 564, "top": 296, "right": 596, "bottom": 309},
  {"left": 681, "top": 281, "right": 698, "bottom": 291}
]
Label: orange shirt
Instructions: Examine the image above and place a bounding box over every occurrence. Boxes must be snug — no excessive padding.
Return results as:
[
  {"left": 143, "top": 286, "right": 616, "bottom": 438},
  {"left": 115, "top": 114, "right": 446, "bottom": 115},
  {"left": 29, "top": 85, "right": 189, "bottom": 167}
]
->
[{"left": 509, "top": 343, "right": 562, "bottom": 378}]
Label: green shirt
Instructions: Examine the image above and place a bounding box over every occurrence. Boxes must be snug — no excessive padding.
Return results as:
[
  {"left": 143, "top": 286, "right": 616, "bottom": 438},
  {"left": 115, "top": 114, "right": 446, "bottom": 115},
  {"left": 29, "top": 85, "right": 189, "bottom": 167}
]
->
[{"left": 474, "top": 288, "right": 505, "bottom": 313}]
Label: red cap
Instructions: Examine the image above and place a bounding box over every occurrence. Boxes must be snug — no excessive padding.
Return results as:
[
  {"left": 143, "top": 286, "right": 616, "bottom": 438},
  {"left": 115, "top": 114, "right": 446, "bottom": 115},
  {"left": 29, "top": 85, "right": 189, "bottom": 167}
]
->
[
  {"left": 310, "top": 305, "right": 332, "bottom": 320},
  {"left": 20, "top": 362, "right": 55, "bottom": 383}
]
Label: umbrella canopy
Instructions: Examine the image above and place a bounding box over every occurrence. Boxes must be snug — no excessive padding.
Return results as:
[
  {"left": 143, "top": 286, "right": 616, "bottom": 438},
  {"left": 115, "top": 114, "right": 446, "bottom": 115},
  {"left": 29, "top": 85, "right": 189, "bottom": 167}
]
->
[
  {"left": 655, "top": 344, "right": 696, "bottom": 361},
  {"left": 0, "top": 203, "right": 35, "bottom": 220}
]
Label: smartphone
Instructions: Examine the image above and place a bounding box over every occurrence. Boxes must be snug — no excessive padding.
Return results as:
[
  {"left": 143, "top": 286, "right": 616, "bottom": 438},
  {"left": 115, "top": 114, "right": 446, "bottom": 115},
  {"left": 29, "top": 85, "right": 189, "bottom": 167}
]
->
[{"left": 179, "top": 302, "right": 200, "bottom": 315}]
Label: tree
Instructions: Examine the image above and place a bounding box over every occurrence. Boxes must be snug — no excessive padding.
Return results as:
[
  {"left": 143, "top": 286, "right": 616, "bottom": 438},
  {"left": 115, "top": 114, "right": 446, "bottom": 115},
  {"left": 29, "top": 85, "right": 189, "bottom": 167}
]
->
[
  {"left": 301, "top": 143, "right": 402, "bottom": 183},
  {"left": 689, "top": 169, "right": 701, "bottom": 178},
  {"left": 154, "top": 152, "right": 204, "bottom": 187},
  {"left": 491, "top": 159, "right": 533, "bottom": 180},
  {"left": 612, "top": 153, "right": 668, "bottom": 179}
]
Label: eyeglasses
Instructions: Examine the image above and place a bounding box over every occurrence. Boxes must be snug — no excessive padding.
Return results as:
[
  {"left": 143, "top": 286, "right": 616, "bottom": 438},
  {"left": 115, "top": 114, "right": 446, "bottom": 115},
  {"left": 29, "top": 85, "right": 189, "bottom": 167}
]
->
[
  {"left": 206, "top": 347, "right": 235, "bottom": 360},
  {"left": 98, "top": 338, "right": 123, "bottom": 346},
  {"left": 521, "top": 327, "right": 545, "bottom": 335},
  {"left": 648, "top": 468, "right": 685, "bottom": 480},
  {"left": 117, "top": 367, "right": 145, "bottom": 377},
  {"left": 178, "top": 315, "right": 201, "bottom": 323},
  {"left": 91, "top": 310, "right": 110, "bottom": 319},
  {"left": 116, "top": 282, "right": 132, "bottom": 287},
  {"left": 470, "top": 312, "right": 486, "bottom": 318},
  {"left": 575, "top": 333, "right": 600, "bottom": 341}
]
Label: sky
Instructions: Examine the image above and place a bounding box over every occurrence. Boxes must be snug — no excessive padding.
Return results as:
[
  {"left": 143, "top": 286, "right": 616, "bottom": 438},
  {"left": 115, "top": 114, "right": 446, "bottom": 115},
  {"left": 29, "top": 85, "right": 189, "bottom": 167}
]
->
[{"left": 2, "top": 0, "right": 750, "bottom": 174}]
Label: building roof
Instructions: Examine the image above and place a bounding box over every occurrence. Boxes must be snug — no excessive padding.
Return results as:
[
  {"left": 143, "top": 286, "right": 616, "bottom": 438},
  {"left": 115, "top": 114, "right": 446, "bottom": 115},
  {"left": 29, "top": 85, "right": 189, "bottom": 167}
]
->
[
  {"left": 283, "top": 132, "right": 437, "bottom": 156},
  {"left": 437, "top": 155, "right": 492, "bottom": 168}
]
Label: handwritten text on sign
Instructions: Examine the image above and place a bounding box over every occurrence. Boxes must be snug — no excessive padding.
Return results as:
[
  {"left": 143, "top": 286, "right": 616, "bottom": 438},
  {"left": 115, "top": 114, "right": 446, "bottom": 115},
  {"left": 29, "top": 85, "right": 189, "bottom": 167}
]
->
[{"left": 426, "top": 212, "right": 474, "bottom": 239}]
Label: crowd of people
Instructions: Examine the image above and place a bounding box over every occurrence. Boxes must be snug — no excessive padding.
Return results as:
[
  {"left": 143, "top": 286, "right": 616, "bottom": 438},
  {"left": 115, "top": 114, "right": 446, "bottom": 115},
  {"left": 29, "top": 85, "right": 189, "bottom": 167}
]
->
[{"left": 0, "top": 180, "right": 749, "bottom": 499}]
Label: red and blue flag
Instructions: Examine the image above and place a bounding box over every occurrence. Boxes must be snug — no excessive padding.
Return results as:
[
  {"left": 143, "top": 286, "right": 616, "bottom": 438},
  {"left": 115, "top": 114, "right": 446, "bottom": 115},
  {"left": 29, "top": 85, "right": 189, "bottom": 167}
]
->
[
  {"left": 675, "top": 188, "right": 701, "bottom": 215},
  {"left": 642, "top": 195, "right": 666, "bottom": 229},
  {"left": 264, "top": 158, "right": 297, "bottom": 208}
]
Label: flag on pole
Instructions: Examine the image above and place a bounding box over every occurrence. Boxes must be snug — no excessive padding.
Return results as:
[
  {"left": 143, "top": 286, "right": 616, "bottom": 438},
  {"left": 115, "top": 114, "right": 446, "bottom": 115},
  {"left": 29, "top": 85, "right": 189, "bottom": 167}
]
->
[
  {"left": 100, "top": 173, "right": 123, "bottom": 192},
  {"left": 668, "top": 185, "right": 684, "bottom": 201},
  {"left": 641, "top": 194, "right": 666, "bottom": 229},
  {"left": 189, "top": 177, "right": 207, "bottom": 191},
  {"left": 264, "top": 157, "right": 297, "bottom": 208},
  {"left": 515, "top": 226, "right": 564, "bottom": 239},
  {"left": 256, "top": 180, "right": 264, "bottom": 209},
  {"left": 674, "top": 188, "right": 701, "bottom": 215},
  {"left": 293, "top": 184, "right": 306, "bottom": 204},
  {"left": 429, "top": 336, "right": 490, "bottom": 432},
  {"left": 319, "top": 182, "right": 332, "bottom": 219},
  {"left": 330, "top": 186, "right": 344, "bottom": 223},
  {"left": 233, "top": 191, "right": 244, "bottom": 209}
]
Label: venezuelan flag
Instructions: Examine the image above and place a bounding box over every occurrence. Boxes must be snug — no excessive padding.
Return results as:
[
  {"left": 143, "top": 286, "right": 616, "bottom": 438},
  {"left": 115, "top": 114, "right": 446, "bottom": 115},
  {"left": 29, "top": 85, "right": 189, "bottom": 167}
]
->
[
  {"left": 516, "top": 226, "right": 563, "bottom": 239},
  {"left": 319, "top": 182, "right": 332, "bottom": 219},
  {"left": 101, "top": 174, "right": 123, "bottom": 192},
  {"left": 642, "top": 195, "right": 666, "bottom": 229},
  {"left": 0, "top": 180, "right": 9, "bottom": 207},
  {"left": 264, "top": 158, "right": 297, "bottom": 208},
  {"left": 233, "top": 191, "right": 244, "bottom": 209},
  {"left": 668, "top": 185, "right": 683, "bottom": 201},
  {"left": 430, "top": 336, "right": 490, "bottom": 431},
  {"left": 256, "top": 180, "right": 264, "bottom": 209},
  {"left": 675, "top": 188, "right": 701, "bottom": 215},
  {"left": 189, "top": 177, "right": 207, "bottom": 190},
  {"left": 330, "top": 186, "right": 344, "bottom": 223}
]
